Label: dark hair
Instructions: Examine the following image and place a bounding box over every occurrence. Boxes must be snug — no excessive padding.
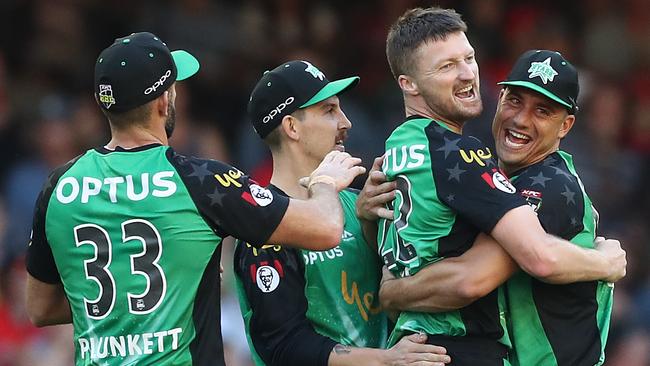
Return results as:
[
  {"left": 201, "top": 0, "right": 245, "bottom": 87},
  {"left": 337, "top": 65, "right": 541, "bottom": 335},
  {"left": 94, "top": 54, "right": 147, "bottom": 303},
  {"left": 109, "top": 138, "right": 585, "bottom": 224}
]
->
[
  {"left": 386, "top": 7, "right": 467, "bottom": 80},
  {"left": 263, "top": 108, "right": 306, "bottom": 150}
]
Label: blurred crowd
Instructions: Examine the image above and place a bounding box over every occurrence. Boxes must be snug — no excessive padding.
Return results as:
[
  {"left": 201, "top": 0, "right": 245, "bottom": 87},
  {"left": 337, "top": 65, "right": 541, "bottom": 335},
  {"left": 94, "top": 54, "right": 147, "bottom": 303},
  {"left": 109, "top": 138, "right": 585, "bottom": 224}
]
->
[{"left": 0, "top": 0, "right": 648, "bottom": 365}]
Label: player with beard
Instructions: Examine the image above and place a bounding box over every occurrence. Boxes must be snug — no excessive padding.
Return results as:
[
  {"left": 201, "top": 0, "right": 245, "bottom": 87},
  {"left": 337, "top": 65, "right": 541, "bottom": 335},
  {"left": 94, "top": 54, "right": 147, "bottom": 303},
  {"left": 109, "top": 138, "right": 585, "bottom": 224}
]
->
[
  {"left": 233, "top": 60, "right": 451, "bottom": 366},
  {"left": 376, "top": 8, "right": 626, "bottom": 366},
  {"left": 380, "top": 50, "right": 618, "bottom": 366},
  {"left": 24, "top": 33, "right": 368, "bottom": 366}
]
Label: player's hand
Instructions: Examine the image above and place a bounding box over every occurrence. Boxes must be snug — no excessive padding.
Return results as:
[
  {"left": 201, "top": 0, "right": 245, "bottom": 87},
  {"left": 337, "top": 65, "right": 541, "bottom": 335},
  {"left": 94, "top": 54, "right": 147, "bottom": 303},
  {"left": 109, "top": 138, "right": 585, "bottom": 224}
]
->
[
  {"left": 300, "top": 151, "right": 366, "bottom": 192},
  {"left": 356, "top": 155, "right": 396, "bottom": 221},
  {"left": 382, "top": 333, "right": 451, "bottom": 365},
  {"left": 594, "top": 237, "right": 626, "bottom": 282},
  {"left": 380, "top": 265, "right": 397, "bottom": 288}
]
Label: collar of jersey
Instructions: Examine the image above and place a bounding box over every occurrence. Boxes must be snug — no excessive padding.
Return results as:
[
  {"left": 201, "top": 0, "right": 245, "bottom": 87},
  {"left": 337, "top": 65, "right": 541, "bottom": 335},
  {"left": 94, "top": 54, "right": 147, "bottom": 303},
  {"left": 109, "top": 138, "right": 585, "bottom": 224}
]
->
[{"left": 94, "top": 143, "right": 164, "bottom": 155}]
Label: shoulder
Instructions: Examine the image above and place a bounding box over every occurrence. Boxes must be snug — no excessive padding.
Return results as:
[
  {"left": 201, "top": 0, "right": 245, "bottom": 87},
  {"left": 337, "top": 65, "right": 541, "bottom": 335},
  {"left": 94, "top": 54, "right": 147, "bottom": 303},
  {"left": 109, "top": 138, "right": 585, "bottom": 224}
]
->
[
  {"left": 515, "top": 153, "right": 581, "bottom": 195},
  {"left": 40, "top": 153, "right": 86, "bottom": 198},
  {"left": 514, "top": 152, "right": 584, "bottom": 212},
  {"left": 168, "top": 149, "right": 240, "bottom": 176}
]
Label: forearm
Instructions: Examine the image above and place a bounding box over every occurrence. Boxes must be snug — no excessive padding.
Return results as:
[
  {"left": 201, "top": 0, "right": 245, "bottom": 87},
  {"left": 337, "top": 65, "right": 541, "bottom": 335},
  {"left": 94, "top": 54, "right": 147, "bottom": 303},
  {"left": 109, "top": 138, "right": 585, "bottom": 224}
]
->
[
  {"left": 381, "top": 234, "right": 517, "bottom": 312},
  {"left": 534, "top": 234, "right": 610, "bottom": 284},
  {"left": 491, "top": 206, "right": 612, "bottom": 283},
  {"left": 380, "top": 261, "right": 472, "bottom": 313},
  {"left": 328, "top": 345, "right": 384, "bottom": 366},
  {"left": 269, "top": 183, "right": 343, "bottom": 250}
]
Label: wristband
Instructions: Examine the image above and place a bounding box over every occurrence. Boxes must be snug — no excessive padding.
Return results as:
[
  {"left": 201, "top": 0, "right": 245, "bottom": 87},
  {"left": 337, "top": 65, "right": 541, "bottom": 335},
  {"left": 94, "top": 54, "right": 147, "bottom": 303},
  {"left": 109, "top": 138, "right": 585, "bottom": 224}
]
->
[{"left": 307, "top": 175, "right": 337, "bottom": 191}]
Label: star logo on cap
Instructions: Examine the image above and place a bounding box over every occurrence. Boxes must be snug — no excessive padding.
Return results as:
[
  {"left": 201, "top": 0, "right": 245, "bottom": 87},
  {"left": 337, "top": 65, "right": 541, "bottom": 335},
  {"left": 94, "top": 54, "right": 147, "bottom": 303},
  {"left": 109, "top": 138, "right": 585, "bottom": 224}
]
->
[
  {"left": 528, "top": 57, "right": 558, "bottom": 84},
  {"left": 301, "top": 61, "right": 325, "bottom": 81}
]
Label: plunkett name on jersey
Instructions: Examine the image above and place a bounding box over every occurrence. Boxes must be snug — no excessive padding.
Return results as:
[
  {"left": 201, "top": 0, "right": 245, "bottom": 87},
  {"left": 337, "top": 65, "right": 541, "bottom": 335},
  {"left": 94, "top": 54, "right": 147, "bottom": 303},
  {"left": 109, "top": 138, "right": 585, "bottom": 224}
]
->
[{"left": 78, "top": 327, "right": 182, "bottom": 360}]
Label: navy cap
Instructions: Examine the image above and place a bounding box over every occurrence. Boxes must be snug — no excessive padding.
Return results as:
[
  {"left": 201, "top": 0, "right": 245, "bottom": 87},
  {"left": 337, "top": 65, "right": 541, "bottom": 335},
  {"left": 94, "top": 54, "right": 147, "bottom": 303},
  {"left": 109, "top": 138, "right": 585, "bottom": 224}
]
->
[
  {"left": 247, "top": 60, "right": 359, "bottom": 138},
  {"left": 499, "top": 50, "right": 579, "bottom": 114},
  {"left": 94, "top": 32, "right": 199, "bottom": 113}
]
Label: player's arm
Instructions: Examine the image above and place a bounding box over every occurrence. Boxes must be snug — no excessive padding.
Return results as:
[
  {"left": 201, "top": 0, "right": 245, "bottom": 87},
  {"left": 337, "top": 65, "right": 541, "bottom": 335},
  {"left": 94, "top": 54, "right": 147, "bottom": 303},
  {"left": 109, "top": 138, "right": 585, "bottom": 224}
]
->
[
  {"left": 380, "top": 233, "right": 517, "bottom": 312},
  {"left": 328, "top": 335, "right": 450, "bottom": 366},
  {"left": 267, "top": 151, "right": 366, "bottom": 250},
  {"left": 25, "top": 275, "right": 71, "bottom": 326},
  {"left": 174, "top": 150, "right": 365, "bottom": 251},
  {"left": 235, "top": 243, "right": 450, "bottom": 366},
  {"left": 428, "top": 136, "right": 625, "bottom": 285},
  {"left": 235, "top": 242, "right": 336, "bottom": 366},
  {"left": 25, "top": 178, "right": 72, "bottom": 327},
  {"left": 490, "top": 205, "right": 625, "bottom": 284}
]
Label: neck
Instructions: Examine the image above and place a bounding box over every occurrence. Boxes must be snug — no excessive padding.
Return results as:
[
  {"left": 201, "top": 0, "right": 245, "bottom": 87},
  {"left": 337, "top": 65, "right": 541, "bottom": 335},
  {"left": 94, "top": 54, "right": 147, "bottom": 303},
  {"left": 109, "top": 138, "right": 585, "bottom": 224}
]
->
[
  {"left": 404, "top": 96, "right": 464, "bottom": 134},
  {"left": 105, "top": 120, "right": 168, "bottom": 150},
  {"left": 269, "top": 145, "right": 319, "bottom": 200}
]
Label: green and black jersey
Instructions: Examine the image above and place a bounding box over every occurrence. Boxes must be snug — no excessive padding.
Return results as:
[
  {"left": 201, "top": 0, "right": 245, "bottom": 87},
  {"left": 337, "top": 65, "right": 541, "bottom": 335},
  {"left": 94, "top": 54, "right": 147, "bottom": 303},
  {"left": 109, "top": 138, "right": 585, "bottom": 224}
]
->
[
  {"left": 26, "top": 144, "right": 289, "bottom": 366},
  {"left": 378, "top": 116, "right": 526, "bottom": 364},
  {"left": 506, "top": 151, "right": 613, "bottom": 366},
  {"left": 234, "top": 186, "right": 387, "bottom": 366}
]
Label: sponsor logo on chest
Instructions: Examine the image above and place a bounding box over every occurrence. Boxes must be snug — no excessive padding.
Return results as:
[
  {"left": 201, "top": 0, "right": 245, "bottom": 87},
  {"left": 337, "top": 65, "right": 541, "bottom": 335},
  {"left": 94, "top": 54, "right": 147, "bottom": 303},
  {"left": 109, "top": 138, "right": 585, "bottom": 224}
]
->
[
  {"left": 55, "top": 171, "right": 177, "bottom": 204},
  {"left": 383, "top": 144, "right": 426, "bottom": 173}
]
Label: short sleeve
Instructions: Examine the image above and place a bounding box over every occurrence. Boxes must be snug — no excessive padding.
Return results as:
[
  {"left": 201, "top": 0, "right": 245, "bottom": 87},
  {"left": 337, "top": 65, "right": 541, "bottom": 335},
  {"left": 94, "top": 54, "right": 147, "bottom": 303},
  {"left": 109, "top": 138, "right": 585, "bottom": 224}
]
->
[
  {"left": 514, "top": 161, "right": 586, "bottom": 240},
  {"left": 233, "top": 241, "right": 336, "bottom": 366},
  {"left": 426, "top": 128, "right": 526, "bottom": 233},
  {"left": 26, "top": 171, "right": 64, "bottom": 283},
  {"left": 169, "top": 151, "right": 290, "bottom": 246}
]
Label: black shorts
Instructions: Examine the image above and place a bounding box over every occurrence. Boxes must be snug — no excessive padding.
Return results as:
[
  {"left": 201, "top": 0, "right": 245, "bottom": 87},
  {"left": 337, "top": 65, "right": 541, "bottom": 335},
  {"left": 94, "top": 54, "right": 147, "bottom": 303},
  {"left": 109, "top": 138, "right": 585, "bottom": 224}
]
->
[{"left": 424, "top": 334, "right": 509, "bottom": 366}]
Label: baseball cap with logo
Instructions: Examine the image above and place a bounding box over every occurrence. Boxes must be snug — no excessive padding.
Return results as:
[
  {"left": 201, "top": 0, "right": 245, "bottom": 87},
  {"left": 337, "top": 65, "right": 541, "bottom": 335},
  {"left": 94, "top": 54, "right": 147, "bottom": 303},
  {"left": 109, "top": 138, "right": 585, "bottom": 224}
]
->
[
  {"left": 248, "top": 60, "right": 359, "bottom": 138},
  {"left": 94, "top": 32, "right": 200, "bottom": 113},
  {"left": 498, "top": 50, "right": 579, "bottom": 114}
]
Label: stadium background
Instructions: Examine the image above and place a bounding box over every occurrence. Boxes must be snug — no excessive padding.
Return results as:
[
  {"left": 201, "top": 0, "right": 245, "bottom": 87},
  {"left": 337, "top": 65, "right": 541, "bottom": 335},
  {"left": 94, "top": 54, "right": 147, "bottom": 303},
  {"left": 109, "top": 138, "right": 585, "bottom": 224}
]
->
[{"left": 0, "top": 0, "right": 648, "bottom": 364}]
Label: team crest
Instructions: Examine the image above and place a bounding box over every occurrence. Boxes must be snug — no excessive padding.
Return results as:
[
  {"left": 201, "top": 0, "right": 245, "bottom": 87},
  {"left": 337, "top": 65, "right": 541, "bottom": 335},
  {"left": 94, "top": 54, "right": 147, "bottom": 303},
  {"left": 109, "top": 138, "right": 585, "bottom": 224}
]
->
[
  {"left": 301, "top": 61, "right": 325, "bottom": 80},
  {"left": 98, "top": 84, "right": 116, "bottom": 109},
  {"left": 249, "top": 184, "right": 274, "bottom": 207},
  {"left": 481, "top": 169, "right": 517, "bottom": 194},
  {"left": 528, "top": 57, "right": 558, "bottom": 84}
]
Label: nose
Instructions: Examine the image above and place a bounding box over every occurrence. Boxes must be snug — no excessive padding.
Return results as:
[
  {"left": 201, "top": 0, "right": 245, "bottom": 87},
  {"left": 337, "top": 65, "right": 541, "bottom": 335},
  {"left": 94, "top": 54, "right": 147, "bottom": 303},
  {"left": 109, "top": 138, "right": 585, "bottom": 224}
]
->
[
  {"left": 458, "top": 61, "right": 476, "bottom": 81},
  {"left": 511, "top": 108, "right": 529, "bottom": 128},
  {"left": 339, "top": 110, "right": 352, "bottom": 130}
]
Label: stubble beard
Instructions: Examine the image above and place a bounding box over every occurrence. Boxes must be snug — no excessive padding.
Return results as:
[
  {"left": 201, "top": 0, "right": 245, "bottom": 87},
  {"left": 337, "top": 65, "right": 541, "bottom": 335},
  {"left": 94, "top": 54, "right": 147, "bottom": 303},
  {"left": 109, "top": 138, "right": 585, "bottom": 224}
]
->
[
  {"left": 165, "top": 102, "right": 176, "bottom": 139},
  {"left": 422, "top": 89, "right": 483, "bottom": 125}
]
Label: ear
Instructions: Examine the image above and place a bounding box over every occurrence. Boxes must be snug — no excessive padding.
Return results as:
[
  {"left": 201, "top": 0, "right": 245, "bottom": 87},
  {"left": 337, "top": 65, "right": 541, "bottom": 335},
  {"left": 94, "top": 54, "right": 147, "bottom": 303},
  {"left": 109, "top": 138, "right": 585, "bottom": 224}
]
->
[
  {"left": 157, "top": 90, "right": 170, "bottom": 117},
  {"left": 558, "top": 114, "right": 575, "bottom": 139},
  {"left": 280, "top": 114, "right": 300, "bottom": 142},
  {"left": 398, "top": 75, "right": 419, "bottom": 96}
]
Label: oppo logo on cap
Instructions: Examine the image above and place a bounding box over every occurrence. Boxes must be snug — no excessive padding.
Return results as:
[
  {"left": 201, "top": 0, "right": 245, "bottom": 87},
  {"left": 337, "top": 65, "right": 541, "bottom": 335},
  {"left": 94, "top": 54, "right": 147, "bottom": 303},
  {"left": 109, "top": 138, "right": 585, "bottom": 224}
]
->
[
  {"left": 263, "top": 97, "right": 295, "bottom": 124},
  {"left": 144, "top": 69, "right": 172, "bottom": 95}
]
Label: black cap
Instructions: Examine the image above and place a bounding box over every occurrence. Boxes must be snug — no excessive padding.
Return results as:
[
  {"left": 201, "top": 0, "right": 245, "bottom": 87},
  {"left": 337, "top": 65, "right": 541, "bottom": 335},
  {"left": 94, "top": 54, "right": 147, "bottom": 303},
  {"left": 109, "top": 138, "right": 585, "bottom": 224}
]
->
[
  {"left": 94, "top": 32, "right": 200, "bottom": 113},
  {"left": 498, "top": 50, "right": 579, "bottom": 114},
  {"left": 247, "top": 60, "right": 359, "bottom": 138}
]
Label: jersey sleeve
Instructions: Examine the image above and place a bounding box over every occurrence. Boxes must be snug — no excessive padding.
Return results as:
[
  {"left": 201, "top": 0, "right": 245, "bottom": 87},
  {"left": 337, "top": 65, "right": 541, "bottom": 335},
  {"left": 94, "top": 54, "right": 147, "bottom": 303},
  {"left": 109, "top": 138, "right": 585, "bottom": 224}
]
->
[
  {"left": 233, "top": 241, "right": 336, "bottom": 366},
  {"left": 25, "top": 159, "right": 78, "bottom": 284},
  {"left": 514, "top": 164, "right": 585, "bottom": 240},
  {"left": 169, "top": 150, "right": 289, "bottom": 246},
  {"left": 426, "top": 128, "right": 527, "bottom": 234}
]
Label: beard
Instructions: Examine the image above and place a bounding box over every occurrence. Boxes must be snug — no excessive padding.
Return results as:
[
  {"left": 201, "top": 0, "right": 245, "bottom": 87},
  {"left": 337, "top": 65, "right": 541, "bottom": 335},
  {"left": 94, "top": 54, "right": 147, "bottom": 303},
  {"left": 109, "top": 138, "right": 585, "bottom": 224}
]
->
[
  {"left": 420, "top": 87, "right": 483, "bottom": 124},
  {"left": 164, "top": 102, "right": 176, "bottom": 139}
]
